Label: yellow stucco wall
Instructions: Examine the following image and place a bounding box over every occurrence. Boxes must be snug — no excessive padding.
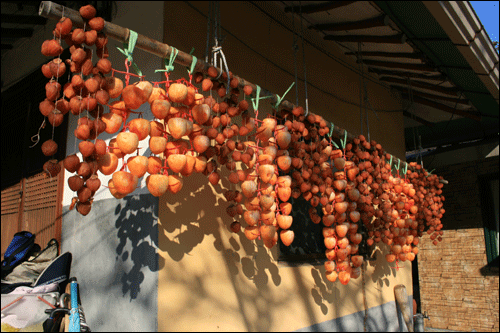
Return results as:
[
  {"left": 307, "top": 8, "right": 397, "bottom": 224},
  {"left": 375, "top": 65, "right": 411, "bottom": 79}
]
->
[{"left": 158, "top": 1, "right": 411, "bottom": 331}]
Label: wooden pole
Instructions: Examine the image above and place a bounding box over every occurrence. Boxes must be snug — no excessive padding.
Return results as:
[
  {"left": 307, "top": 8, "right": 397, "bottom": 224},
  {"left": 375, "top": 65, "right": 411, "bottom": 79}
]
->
[
  {"left": 38, "top": 1, "right": 447, "bottom": 181},
  {"left": 394, "top": 284, "right": 414, "bottom": 332}
]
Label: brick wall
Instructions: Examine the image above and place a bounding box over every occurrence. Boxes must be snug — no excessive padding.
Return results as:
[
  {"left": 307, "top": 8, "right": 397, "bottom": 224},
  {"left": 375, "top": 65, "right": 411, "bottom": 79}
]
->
[{"left": 418, "top": 156, "right": 499, "bottom": 332}]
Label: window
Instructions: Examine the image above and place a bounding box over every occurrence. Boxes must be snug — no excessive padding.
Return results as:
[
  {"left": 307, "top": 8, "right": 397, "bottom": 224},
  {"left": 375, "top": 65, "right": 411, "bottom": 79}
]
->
[
  {"left": 478, "top": 174, "right": 499, "bottom": 266},
  {"left": 277, "top": 167, "right": 371, "bottom": 264},
  {"left": 278, "top": 195, "right": 327, "bottom": 263}
]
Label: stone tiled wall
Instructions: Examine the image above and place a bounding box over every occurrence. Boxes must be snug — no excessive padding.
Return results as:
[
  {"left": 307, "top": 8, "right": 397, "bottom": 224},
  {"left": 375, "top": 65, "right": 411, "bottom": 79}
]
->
[{"left": 418, "top": 157, "right": 499, "bottom": 332}]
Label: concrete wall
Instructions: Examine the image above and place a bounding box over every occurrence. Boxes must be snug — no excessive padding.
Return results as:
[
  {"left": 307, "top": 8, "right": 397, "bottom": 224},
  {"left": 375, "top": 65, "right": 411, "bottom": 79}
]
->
[
  {"left": 157, "top": 1, "right": 411, "bottom": 331},
  {"left": 2, "top": 1, "right": 164, "bottom": 328},
  {"left": 59, "top": 2, "right": 165, "bottom": 331},
  {"left": 1, "top": 1, "right": 413, "bottom": 331}
]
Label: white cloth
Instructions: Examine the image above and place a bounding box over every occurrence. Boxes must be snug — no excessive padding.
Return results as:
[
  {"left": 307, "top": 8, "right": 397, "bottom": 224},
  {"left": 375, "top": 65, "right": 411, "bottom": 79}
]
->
[{"left": 1, "top": 283, "right": 60, "bottom": 330}]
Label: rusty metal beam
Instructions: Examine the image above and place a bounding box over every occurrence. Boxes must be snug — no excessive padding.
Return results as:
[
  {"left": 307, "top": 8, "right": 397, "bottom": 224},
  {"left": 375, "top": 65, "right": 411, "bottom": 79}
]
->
[
  {"left": 400, "top": 93, "right": 481, "bottom": 121},
  {"left": 309, "top": 15, "right": 387, "bottom": 31},
  {"left": 345, "top": 51, "right": 424, "bottom": 59},
  {"left": 361, "top": 59, "right": 435, "bottom": 72},
  {"left": 379, "top": 76, "right": 459, "bottom": 97},
  {"left": 324, "top": 34, "right": 406, "bottom": 44},
  {"left": 284, "top": 1, "right": 356, "bottom": 14},
  {"left": 368, "top": 67, "right": 446, "bottom": 81},
  {"left": 391, "top": 86, "right": 471, "bottom": 106}
]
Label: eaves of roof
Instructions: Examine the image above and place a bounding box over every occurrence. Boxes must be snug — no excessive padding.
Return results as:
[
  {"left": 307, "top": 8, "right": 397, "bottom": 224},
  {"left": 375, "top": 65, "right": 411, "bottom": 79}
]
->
[{"left": 374, "top": 1, "right": 499, "bottom": 150}]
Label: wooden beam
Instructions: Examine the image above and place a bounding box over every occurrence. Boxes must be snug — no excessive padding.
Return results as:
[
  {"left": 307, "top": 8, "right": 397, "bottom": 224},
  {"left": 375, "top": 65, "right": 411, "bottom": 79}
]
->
[
  {"left": 324, "top": 34, "right": 406, "bottom": 44},
  {"left": 284, "top": 1, "right": 356, "bottom": 14},
  {"left": 368, "top": 68, "right": 446, "bottom": 81},
  {"left": 391, "top": 86, "right": 471, "bottom": 106},
  {"left": 345, "top": 51, "right": 424, "bottom": 59},
  {"left": 401, "top": 94, "right": 481, "bottom": 121},
  {"left": 309, "top": 15, "right": 387, "bottom": 32},
  {"left": 361, "top": 59, "right": 435, "bottom": 72},
  {"left": 379, "top": 76, "right": 459, "bottom": 97}
]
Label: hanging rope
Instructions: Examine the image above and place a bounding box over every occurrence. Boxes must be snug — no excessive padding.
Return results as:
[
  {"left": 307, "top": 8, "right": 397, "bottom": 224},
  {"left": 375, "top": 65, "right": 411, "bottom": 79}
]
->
[
  {"left": 212, "top": 43, "right": 230, "bottom": 94},
  {"left": 299, "top": 2, "right": 309, "bottom": 117},
  {"left": 356, "top": 42, "right": 380, "bottom": 142},
  {"left": 204, "top": 1, "right": 213, "bottom": 64},
  {"left": 205, "top": 1, "right": 230, "bottom": 94},
  {"left": 358, "top": 42, "right": 364, "bottom": 137},
  {"left": 29, "top": 119, "right": 46, "bottom": 148},
  {"left": 291, "top": 5, "right": 299, "bottom": 106}
]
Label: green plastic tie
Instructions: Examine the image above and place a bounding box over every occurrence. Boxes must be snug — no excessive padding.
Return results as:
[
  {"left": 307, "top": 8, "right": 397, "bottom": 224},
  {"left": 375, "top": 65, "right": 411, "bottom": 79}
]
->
[
  {"left": 332, "top": 141, "right": 339, "bottom": 149},
  {"left": 274, "top": 82, "right": 295, "bottom": 109},
  {"left": 397, "top": 159, "right": 401, "bottom": 173},
  {"left": 251, "top": 85, "right": 263, "bottom": 111},
  {"left": 329, "top": 124, "right": 334, "bottom": 139},
  {"left": 116, "top": 30, "right": 142, "bottom": 76},
  {"left": 389, "top": 156, "right": 393, "bottom": 168},
  {"left": 187, "top": 48, "right": 198, "bottom": 75},
  {"left": 155, "top": 47, "right": 179, "bottom": 73},
  {"left": 341, "top": 130, "right": 347, "bottom": 150},
  {"left": 188, "top": 55, "right": 197, "bottom": 75},
  {"left": 403, "top": 162, "right": 408, "bottom": 175}
]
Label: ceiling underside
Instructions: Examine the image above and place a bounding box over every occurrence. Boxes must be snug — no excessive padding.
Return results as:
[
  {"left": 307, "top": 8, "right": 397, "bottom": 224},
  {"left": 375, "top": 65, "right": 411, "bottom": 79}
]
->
[
  {"left": 275, "top": 1, "right": 499, "bottom": 153},
  {"left": 1, "top": 1, "right": 48, "bottom": 58}
]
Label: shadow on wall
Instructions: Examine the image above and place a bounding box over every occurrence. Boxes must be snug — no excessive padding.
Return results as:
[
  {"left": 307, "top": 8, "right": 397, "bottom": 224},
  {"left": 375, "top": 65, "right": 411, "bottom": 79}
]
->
[
  {"left": 156, "top": 171, "right": 280, "bottom": 273},
  {"left": 157, "top": 171, "right": 298, "bottom": 331},
  {"left": 113, "top": 194, "right": 160, "bottom": 300},
  {"left": 292, "top": 263, "right": 399, "bottom": 332},
  {"left": 62, "top": 193, "right": 160, "bottom": 301},
  {"left": 61, "top": 193, "right": 160, "bottom": 331}
]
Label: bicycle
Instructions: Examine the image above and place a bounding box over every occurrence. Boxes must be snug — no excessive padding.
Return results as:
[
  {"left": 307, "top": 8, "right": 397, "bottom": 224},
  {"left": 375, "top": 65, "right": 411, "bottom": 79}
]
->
[{"left": 45, "top": 277, "right": 91, "bottom": 332}]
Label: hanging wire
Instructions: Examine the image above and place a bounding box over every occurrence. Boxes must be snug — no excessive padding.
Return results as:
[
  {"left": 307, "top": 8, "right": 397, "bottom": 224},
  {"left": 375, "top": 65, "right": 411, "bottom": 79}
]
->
[
  {"left": 357, "top": 42, "right": 380, "bottom": 142},
  {"left": 212, "top": 2, "right": 219, "bottom": 69},
  {"left": 209, "top": 1, "right": 231, "bottom": 94},
  {"left": 299, "top": 2, "right": 309, "bottom": 116},
  {"left": 358, "top": 42, "right": 364, "bottom": 137},
  {"left": 204, "top": 1, "right": 213, "bottom": 64},
  {"left": 365, "top": 95, "right": 370, "bottom": 142},
  {"left": 291, "top": 5, "right": 299, "bottom": 106},
  {"left": 263, "top": 14, "right": 272, "bottom": 92},
  {"left": 185, "top": 1, "right": 420, "bottom": 114}
]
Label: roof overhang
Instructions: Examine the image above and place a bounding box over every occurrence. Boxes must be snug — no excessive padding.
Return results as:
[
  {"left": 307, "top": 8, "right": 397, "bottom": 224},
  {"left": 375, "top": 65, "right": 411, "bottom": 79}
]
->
[
  {"left": 423, "top": 1, "right": 498, "bottom": 100},
  {"left": 275, "top": 1, "right": 498, "bottom": 153},
  {"left": 373, "top": 1, "right": 499, "bottom": 151}
]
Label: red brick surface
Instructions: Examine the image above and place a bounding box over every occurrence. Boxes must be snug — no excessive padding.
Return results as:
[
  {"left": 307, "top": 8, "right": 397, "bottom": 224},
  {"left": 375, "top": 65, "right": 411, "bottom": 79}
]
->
[{"left": 418, "top": 157, "right": 499, "bottom": 332}]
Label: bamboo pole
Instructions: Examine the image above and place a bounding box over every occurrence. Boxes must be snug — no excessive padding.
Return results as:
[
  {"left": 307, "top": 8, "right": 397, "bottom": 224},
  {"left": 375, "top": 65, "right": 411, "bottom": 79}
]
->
[{"left": 38, "top": 1, "right": 447, "bottom": 183}]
